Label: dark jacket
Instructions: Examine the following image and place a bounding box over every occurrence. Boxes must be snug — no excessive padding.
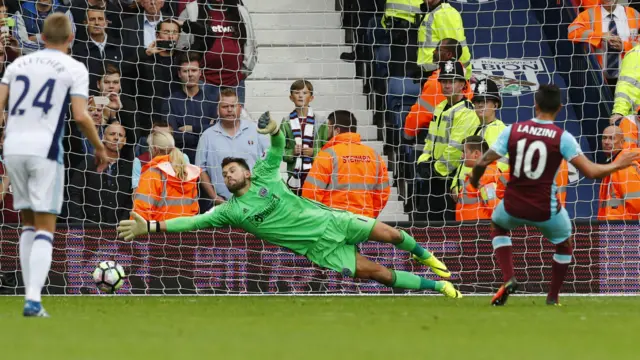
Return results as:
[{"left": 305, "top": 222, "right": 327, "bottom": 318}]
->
[
  {"left": 70, "top": 0, "right": 134, "bottom": 44},
  {"left": 120, "top": 49, "right": 180, "bottom": 136},
  {"left": 67, "top": 155, "right": 133, "bottom": 225},
  {"left": 72, "top": 37, "right": 124, "bottom": 92}
]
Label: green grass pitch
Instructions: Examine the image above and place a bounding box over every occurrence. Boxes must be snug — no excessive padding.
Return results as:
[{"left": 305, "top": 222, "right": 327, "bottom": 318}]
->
[{"left": 1, "top": 296, "right": 638, "bottom": 360}]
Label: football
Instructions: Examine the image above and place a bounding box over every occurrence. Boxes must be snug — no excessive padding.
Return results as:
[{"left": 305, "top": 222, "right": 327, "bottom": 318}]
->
[{"left": 92, "top": 261, "right": 126, "bottom": 293}]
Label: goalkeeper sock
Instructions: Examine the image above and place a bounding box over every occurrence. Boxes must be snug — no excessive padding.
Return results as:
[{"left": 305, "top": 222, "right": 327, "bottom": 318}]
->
[
  {"left": 492, "top": 235, "right": 514, "bottom": 282},
  {"left": 19, "top": 226, "right": 35, "bottom": 290},
  {"left": 396, "top": 230, "right": 432, "bottom": 260},
  {"left": 26, "top": 231, "right": 53, "bottom": 303},
  {"left": 548, "top": 242, "right": 573, "bottom": 303},
  {"left": 391, "top": 270, "right": 443, "bottom": 291}
]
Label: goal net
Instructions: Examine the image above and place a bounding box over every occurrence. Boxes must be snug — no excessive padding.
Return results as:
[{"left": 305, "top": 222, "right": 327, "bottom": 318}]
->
[{"left": 0, "top": 0, "right": 638, "bottom": 295}]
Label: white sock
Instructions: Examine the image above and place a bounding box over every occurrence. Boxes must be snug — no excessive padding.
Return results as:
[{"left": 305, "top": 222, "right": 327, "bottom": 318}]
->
[
  {"left": 19, "top": 226, "right": 35, "bottom": 292},
  {"left": 26, "top": 231, "right": 54, "bottom": 303}
]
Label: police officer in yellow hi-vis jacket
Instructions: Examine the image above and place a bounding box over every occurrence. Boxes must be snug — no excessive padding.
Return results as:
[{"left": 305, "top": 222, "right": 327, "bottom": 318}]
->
[
  {"left": 382, "top": 0, "right": 424, "bottom": 77},
  {"left": 451, "top": 78, "right": 508, "bottom": 198},
  {"left": 416, "top": 60, "right": 480, "bottom": 222},
  {"left": 610, "top": 44, "right": 640, "bottom": 125},
  {"left": 418, "top": 0, "right": 472, "bottom": 79}
]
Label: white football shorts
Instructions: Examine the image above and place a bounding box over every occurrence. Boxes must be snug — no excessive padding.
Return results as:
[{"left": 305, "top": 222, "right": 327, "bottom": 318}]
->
[{"left": 3, "top": 155, "right": 64, "bottom": 215}]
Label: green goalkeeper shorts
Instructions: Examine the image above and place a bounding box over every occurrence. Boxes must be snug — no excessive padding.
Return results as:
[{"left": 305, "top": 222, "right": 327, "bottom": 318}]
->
[{"left": 305, "top": 211, "right": 377, "bottom": 278}]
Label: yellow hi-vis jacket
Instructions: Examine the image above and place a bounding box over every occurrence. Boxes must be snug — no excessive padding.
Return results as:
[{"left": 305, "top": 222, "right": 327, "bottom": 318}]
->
[
  {"left": 382, "top": 0, "right": 423, "bottom": 26},
  {"left": 451, "top": 119, "right": 509, "bottom": 193},
  {"left": 417, "top": 2, "right": 472, "bottom": 78},
  {"left": 417, "top": 98, "right": 480, "bottom": 177},
  {"left": 613, "top": 44, "right": 640, "bottom": 116}
]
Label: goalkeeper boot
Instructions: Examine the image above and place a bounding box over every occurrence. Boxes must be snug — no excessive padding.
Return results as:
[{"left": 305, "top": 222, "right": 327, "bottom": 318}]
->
[
  {"left": 491, "top": 278, "right": 519, "bottom": 306},
  {"left": 23, "top": 300, "right": 49, "bottom": 318},
  {"left": 412, "top": 254, "right": 451, "bottom": 278},
  {"left": 439, "top": 281, "right": 462, "bottom": 299}
]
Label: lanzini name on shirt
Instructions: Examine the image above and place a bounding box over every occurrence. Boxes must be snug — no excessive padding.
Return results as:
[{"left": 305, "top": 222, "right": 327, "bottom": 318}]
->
[{"left": 516, "top": 124, "right": 557, "bottom": 138}]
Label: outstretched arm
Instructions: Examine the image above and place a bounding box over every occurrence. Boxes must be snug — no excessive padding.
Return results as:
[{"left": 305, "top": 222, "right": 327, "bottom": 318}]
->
[
  {"left": 117, "top": 205, "right": 233, "bottom": 240},
  {"left": 570, "top": 152, "right": 640, "bottom": 179},
  {"left": 252, "top": 112, "right": 285, "bottom": 181}
]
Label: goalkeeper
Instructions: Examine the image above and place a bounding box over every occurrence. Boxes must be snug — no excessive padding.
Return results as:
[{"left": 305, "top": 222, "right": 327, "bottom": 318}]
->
[{"left": 118, "top": 113, "right": 462, "bottom": 298}]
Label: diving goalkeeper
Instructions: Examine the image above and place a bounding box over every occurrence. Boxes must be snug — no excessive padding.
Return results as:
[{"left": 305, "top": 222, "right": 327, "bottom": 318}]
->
[{"left": 117, "top": 113, "right": 462, "bottom": 298}]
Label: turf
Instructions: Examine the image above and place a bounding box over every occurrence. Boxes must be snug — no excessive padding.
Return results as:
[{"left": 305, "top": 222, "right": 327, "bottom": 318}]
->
[{"left": 0, "top": 296, "right": 638, "bottom": 360}]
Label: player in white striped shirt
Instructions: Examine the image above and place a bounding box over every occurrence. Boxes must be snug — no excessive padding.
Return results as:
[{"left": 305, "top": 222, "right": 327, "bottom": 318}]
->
[{"left": 0, "top": 13, "right": 108, "bottom": 317}]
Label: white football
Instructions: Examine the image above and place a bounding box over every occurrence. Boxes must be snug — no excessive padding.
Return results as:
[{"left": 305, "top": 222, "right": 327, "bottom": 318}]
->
[{"left": 92, "top": 261, "right": 126, "bottom": 293}]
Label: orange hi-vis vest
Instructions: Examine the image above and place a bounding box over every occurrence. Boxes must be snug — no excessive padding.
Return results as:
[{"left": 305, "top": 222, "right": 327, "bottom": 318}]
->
[
  {"left": 620, "top": 115, "right": 640, "bottom": 149},
  {"left": 568, "top": 5, "right": 640, "bottom": 69},
  {"left": 598, "top": 149, "right": 640, "bottom": 220},
  {"left": 133, "top": 154, "right": 201, "bottom": 221},
  {"left": 496, "top": 160, "right": 569, "bottom": 208},
  {"left": 301, "top": 132, "right": 391, "bottom": 218},
  {"left": 403, "top": 68, "right": 473, "bottom": 142},
  {"left": 556, "top": 160, "right": 569, "bottom": 206},
  {"left": 579, "top": 0, "right": 600, "bottom": 9},
  {"left": 456, "top": 163, "right": 502, "bottom": 221}
]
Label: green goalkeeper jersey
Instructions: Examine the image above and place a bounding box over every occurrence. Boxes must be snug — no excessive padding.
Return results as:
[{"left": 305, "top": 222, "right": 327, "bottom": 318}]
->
[{"left": 165, "top": 130, "right": 340, "bottom": 256}]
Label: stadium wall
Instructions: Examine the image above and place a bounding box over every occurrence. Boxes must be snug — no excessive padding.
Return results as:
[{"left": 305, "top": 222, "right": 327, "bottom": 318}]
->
[{"left": 0, "top": 223, "right": 637, "bottom": 295}]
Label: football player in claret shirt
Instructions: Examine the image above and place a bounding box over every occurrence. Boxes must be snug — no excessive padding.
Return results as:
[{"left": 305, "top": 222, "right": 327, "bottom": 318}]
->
[
  {"left": 118, "top": 112, "right": 463, "bottom": 298},
  {"left": 470, "top": 84, "right": 640, "bottom": 306}
]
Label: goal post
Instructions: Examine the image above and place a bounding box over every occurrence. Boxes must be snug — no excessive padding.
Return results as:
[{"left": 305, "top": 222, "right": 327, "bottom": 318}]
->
[{"left": 0, "top": 0, "right": 638, "bottom": 296}]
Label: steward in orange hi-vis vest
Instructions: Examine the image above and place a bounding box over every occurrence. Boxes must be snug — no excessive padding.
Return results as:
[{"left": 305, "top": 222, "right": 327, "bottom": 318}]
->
[
  {"left": 133, "top": 131, "right": 201, "bottom": 221},
  {"left": 568, "top": 3, "right": 640, "bottom": 70},
  {"left": 302, "top": 111, "right": 390, "bottom": 218},
  {"left": 455, "top": 136, "right": 501, "bottom": 221},
  {"left": 599, "top": 126, "right": 640, "bottom": 219}
]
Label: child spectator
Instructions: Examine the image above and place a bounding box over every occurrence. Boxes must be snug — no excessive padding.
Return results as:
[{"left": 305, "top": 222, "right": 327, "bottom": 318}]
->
[
  {"left": 280, "top": 80, "right": 328, "bottom": 193},
  {"left": 133, "top": 129, "right": 201, "bottom": 221},
  {"left": 455, "top": 136, "right": 502, "bottom": 222}
]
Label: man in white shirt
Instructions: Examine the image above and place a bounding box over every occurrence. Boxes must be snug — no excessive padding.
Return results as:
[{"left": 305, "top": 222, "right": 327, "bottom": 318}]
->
[{"left": 568, "top": 0, "right": 640, "bottom": 85}]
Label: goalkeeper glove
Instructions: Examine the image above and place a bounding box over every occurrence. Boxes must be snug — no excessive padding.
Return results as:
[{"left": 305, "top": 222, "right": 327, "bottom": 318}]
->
[
  {"left": 257, "top": 111, "right": 279, "bottom": 135},
  {"left": 117, "top": 211, "right": 159, "bottom": 240}
]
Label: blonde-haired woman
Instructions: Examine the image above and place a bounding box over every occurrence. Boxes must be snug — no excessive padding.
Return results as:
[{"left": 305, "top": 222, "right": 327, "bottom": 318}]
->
[{"left": 133, "top": 130, "right": 201, "bottom": 221}]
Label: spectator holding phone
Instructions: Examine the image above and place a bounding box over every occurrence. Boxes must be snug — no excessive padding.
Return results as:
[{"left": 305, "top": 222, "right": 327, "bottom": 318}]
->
[
  {"left": 80, "top": 96, "right": 109, "bottom": 155},
  {"left": 178, "top": 0, "right": 256, "bottom": 104},
  {"left": 15, "top": 0, "right": 75, "bottom": 54},
  {"left": 95, "top": 64, "right": 137, "bottom": 159},
  {"left": 122, "top": 18, "right": 183, "bottom": 138},
  {"left": 0, "top": 1, "right": 20, "bottom": 60}
]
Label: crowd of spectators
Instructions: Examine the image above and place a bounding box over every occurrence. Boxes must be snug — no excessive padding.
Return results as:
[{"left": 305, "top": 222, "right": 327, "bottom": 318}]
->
[{"left": 1, "top": 0, "right": 640, "bottom": 226}]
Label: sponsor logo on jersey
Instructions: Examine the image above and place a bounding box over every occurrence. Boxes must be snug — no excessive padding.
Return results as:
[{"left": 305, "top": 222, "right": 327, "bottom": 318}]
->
[
  {"left": 250, "top": 194, "right": 280, "bottom": 226},
  {"left": 471, "top": 58, "right": 548, "bottom": 96},
  {"left": 211, "top": 25, "right": 235, "bottom": 33}
]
